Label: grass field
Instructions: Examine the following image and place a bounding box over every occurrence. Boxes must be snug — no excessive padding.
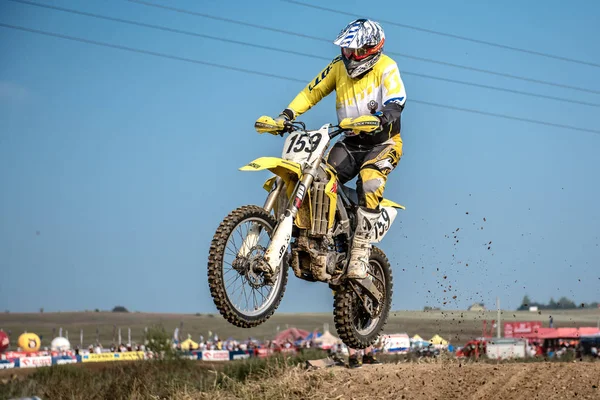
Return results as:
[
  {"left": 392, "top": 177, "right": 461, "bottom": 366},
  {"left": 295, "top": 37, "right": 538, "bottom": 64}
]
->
[
  {"left": 1, "top": 351, "right": 599, "bottom": 400},
  {"left": 1, "top": 308, "right": 599, "bottom": 348}
]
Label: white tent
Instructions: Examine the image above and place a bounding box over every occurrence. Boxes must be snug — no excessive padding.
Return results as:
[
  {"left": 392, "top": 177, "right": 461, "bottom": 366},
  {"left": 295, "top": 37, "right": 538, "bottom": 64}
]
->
[
  {"left": 51, "top": 337, "right": 71, "bottom": 351},
  {"left": 313, "top": 330, "right": 341, "bottom": 349}
]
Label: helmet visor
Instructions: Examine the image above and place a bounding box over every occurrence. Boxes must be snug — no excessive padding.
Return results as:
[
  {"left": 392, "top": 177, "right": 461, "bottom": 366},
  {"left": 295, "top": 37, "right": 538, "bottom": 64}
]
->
[{"left": 341, "top": 39, "right": 385, "bottom": 61}]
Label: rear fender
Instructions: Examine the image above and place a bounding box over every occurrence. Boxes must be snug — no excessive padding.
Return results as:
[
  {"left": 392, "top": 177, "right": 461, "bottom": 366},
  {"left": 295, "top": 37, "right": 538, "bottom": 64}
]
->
[{"left": 380, "top": 198, "right": 405, "bottom": 210}]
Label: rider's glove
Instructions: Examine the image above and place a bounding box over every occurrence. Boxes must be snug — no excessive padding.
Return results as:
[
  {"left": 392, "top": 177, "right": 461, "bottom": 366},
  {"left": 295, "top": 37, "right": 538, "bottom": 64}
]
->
[
  {"left": 272, "top": 114, "right": 289, "bottom": 130},
  {"left": 339, "top": 114, "right": 382, "bottom": 135},
  {"left": 255, "top": 109, "right": 295, "bottom": 136}
]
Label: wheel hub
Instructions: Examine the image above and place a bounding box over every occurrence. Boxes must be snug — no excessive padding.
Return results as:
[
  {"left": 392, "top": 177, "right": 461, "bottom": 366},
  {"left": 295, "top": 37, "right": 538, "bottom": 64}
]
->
[{"left": 245, "top": 245, "right": 274, "bottom": 288}]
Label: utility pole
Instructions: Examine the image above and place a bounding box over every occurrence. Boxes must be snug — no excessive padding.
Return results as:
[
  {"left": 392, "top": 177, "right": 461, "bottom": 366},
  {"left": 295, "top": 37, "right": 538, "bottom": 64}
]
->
[{"left": 496, "top": 297, "right": 501, "bottom": 338}]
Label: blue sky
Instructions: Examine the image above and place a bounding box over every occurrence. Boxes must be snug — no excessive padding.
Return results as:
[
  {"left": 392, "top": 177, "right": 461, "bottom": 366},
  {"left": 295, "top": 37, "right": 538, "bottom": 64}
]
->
[{"left": 1, "top": 0, "right": 599, "bottom": 314}]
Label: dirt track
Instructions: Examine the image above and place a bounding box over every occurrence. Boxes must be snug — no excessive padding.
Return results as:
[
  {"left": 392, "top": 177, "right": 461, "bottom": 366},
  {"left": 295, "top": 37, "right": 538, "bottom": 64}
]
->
[
  {"left": 231, "top": 362, "right": 600, "bottom": 400},
  {"left": 2, "top": 361, "right": 599, "bottom": 399}
]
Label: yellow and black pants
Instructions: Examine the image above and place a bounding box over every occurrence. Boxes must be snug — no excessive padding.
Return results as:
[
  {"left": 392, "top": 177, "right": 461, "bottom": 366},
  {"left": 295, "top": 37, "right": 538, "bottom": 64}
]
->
[{"left": 327, "top": 134, "right": 403, "bottom": 209}]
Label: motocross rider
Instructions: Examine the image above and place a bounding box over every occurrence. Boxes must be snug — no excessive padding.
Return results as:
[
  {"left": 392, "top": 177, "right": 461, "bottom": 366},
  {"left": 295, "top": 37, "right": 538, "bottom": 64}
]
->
[{"left": 267, "top": 18, "right": 406, "bottom": 280}]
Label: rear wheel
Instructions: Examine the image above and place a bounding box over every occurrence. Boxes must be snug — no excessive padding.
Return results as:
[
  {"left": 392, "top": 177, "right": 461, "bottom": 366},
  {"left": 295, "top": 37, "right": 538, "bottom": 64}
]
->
[
  {"left": 207, "top": 205, "right": 288, "bottom": 328},
  {"left": 333, "top": 246, "right": 393, "bottom": 349}
]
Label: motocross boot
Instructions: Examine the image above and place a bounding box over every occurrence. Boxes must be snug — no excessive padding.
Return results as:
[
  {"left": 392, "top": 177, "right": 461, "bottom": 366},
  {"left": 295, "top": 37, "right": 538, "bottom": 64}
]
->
[
  {"left": 348, "top": 354, "right": 362, "bottom": 369},
  {"left": 362, "top": 352, "right": 382, "bottom": 365},
  {"left": 346, "top": 207, "right": 381, "bottom": 279}
]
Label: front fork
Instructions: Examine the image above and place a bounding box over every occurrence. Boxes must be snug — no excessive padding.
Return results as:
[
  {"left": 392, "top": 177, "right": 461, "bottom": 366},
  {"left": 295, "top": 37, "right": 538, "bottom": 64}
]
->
[
  {"left": 237, "top": 177, "right": 284, "bottom": 258},
  {"left": 238, "top": 169, "right": 315, "bottom": 275},
  {"left": 263, "top": 172, "right": 315, "bottom": 273}
]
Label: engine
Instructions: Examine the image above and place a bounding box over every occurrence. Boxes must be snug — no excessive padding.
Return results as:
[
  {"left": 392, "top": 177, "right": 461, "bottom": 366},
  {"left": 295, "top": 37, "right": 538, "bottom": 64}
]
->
[{"left": 290, "top": 179, "right": 348, "bottom": 282}]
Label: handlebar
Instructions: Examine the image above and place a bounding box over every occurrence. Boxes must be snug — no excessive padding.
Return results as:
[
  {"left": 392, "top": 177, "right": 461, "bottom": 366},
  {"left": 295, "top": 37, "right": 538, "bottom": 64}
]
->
[{"left": 282, "top": 120, "right": 345, "bottom": 139}]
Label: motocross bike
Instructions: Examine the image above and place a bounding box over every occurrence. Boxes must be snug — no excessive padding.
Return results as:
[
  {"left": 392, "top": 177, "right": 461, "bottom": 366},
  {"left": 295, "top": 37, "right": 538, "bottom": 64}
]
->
[{"left": 207, "top": 112, "right": 404, "bottom": 349}]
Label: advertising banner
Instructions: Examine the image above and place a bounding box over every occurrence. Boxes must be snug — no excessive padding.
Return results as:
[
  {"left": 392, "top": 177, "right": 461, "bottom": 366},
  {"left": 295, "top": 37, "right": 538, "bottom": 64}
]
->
[
  {"left": 19, "top": 356, "right": 52, "bottom": 368},
  {"left": 3, "top": 351, "right": 43, "bottom": 361},
  {"left": 53, "top": 356, "right": 78, "bottom": 365},
  {"left": 229, "top": 350, "right": 251, "bottom": 360},
  {"left": 81, "top": 352, "right": 146, "bottom": 363},
  {"left": 0, "top": 361, "right": 15, "bottom": 369},
  {"left": 255, "top": 348, "right": 274, "bottom": 358},
  {"left": 504, "top": 322, "right": 542, "bottom": 338},
  {"left": 201, "top": 350, "right": 230, "bottom": 361}
]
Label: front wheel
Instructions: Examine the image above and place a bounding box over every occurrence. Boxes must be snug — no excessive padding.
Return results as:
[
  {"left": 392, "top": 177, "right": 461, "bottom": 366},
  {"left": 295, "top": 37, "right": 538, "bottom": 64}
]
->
[
  {"left": 333, "top": 246, "right": 393, "bottom": 349},
  {"left": 207, "top": 205, "right": 288, "bottom": 328}
]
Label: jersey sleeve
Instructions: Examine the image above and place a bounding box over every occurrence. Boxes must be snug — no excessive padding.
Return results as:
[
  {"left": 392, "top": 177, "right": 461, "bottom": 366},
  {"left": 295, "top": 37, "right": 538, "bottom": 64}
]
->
[
  {"left": 381, "top": 62, "right": 406, "bottom": 108},
  {"left": 286, "top": 56, "right": 341, "bottom": 118}
]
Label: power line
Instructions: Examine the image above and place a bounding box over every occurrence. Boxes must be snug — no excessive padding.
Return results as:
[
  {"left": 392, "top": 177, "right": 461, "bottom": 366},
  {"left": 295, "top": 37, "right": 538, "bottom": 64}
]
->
[
  {"left": 8, "top": 0, "right": 328, "bottom": 63},
  {"left": 126, "top": 0, "right": 327, "bottom": 43},
  {"left": 1, "top": 22, "right": 598, "bottom": 136},
  {"left": 283, "top": 0, "right": 600, "bottom": 69},
  {"left": 125, "top": 0, "right": 600, "bottom": 96},
  {"left": 390, "top": 53, "right": 600, "bottom": 96},
  {"left": 0, "top": 23, "right": 306, "bottom": 82},
  {"left": 12, "top": 0, "right": 600, "bottom": 109}
]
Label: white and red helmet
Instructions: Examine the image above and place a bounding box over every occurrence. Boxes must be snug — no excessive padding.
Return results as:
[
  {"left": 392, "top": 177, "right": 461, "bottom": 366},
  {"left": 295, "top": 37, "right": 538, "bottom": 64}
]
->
[{"left": 333, "top": 19, "right": 385, "bottom": 78}]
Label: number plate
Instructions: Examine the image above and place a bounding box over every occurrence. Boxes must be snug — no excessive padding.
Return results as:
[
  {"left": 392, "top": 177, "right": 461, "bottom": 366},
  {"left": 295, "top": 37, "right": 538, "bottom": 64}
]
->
[{"left": 281, "top": 129, "right": 329, "bottom": 165}]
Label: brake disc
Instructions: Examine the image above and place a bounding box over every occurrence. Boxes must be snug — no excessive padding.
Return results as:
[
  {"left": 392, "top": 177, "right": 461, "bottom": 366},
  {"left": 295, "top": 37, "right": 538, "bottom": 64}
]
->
[{"left": 246, "top": 245, "right": 278, "bottom": 288}]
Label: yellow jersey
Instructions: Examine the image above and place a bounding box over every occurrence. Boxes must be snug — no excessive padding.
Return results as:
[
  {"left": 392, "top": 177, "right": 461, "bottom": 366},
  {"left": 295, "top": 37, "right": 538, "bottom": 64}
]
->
[{"left": 286, "top": 54, "right": 406, "bottom": 143}]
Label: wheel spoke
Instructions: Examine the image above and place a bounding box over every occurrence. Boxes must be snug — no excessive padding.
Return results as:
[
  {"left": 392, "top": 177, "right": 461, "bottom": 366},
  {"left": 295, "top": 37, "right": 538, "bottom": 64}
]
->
[
  {"left": 225, "top": 248, "right": 238, "bottom": 258},
  {"left": 252, "top": 289, "right": 258, "bottom": 310},
  {"left": 226, "top": 273, "right": 242, "bottom": 290},
  {"left": 226, "top": 244, "right": 238, "bottom": 257},
  {"left": 229, "top": 232, "right": 240, "bottom": 255},
  {"left": 241, "top": 278, "right": 250, "bottom": 310},
  {"left": 233, "top": 277, "right": 245, "bottom": 307}
]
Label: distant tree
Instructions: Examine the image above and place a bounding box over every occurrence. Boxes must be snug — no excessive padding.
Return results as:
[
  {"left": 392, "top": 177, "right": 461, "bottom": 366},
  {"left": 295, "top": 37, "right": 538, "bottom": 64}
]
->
[
  {"left": 112, "top": 306, "right": 129, "bottom": 313},
  {"left": 517, "top": 295, "right": 533, "bottom": 311},
  {"left": 39, "top": 308, "right": 44, "bottom": 313},
  {"left": 517, "top": 295, "right": 591, "bottom": 311},
  {"left": 145, "top": 324, "right": 177, "bottom": 360},
  {"left": 557, "top": 296, "right": 576, "bottom": 309},
  {"left": 94, "top": 308, "right": 100, "bottom": 312}
]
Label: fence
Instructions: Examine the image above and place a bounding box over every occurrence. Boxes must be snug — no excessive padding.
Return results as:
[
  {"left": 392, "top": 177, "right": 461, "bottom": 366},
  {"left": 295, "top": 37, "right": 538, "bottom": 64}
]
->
[{"left": 0, "top": 347, "right": 299, "bottom": 370}]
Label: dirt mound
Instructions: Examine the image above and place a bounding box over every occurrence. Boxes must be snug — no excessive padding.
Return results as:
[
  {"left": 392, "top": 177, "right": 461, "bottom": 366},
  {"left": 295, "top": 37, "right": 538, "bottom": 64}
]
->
[{"left": 216, "top": 362, "right": 600, "bottom": 400}]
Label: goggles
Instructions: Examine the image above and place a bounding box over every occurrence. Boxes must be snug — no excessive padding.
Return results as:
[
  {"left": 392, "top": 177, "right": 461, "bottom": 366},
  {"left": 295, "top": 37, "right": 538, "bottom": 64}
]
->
[{"left": 341, "top": 39, "right": 385, "bottom": 60}]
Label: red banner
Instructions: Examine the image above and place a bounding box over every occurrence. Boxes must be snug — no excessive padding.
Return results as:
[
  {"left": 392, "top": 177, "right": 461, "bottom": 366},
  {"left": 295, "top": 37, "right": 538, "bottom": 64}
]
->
[
  {"left": 255, "top": 348, "right": 274, "bottom": 358},
  {"left": 504, "top": 321, "right": 542, "bottom": 338}
]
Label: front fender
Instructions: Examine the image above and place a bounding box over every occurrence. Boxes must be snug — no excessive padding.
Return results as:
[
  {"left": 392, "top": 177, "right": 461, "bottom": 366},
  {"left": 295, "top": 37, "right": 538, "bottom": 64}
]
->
[
  {"left": 240, "top": 157, "right": 302, "bottom": 205},
  {"left": 240, "top": 157, "right": 302, "bottom": 179},
  {"left": 240, "top": 156, "right": 307, "bottom": 228},
  {"left": 240, "top": 157, "right": 303, "bottom": 196}
]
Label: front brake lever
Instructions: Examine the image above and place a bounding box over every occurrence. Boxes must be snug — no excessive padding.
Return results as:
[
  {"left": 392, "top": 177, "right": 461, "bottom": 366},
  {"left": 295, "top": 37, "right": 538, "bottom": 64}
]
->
[{"left": 279, "top": 121, "right": 295, "bottom": 136}]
